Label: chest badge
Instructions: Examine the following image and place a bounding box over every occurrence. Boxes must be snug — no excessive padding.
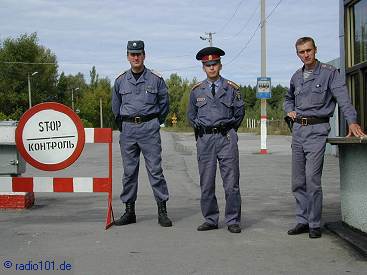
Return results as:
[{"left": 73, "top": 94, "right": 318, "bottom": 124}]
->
[{"left": 196, "top": 97, "right": 206, "bottom": 102}]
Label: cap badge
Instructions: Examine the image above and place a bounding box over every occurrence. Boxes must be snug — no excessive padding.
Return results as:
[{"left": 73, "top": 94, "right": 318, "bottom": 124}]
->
[
  {"left": 133, "top": 42, "right": 137, "bottom": 47},
  {"left": 208, "top": 55, "right": 212, "bottom": 60}
]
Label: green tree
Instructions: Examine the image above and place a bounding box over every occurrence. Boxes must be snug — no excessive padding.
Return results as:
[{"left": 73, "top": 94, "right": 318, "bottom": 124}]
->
[
  {"left": 0, "top": 33, "right": 58, "bottom": 119},
  {"left": 241, "top": 85, "right": 257, "bottom": 109},
  {"left": 166, "top": 73, "right": 191, "bottom": 126},
  {"left": 89, "top": 66, "right": 99, "bottom": 90},
  {"left": 56, "top": 72, "right": 88, "bottom": 110},
  {"left": 78, "top": 74, "right": 113, "bottom": 128},
  {"left": 268, "top": 84, "right": 287, "bottom": 111}
]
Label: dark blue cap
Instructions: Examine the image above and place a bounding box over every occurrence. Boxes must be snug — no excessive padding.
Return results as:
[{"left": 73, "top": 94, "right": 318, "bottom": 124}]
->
[
  {"left": 127, "top": 40, "right": 144, "bottom": 53},
  {"left": 196, "top": 47, "right": 225, "bottom": 65}
]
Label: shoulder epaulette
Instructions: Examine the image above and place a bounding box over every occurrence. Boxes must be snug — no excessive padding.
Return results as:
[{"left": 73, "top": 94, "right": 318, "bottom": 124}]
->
[
  {"left": 115, "top": 70, "right": 128, "bottom": 79},
  {"left": 227, "top": 80, "right": 240, "bottom": 90},
  {"left": 296, "top": 68, "right": 302, "bottom": 73},
  {"left": 151, "top": 69, "right": 163, "bottom": 78},
  {"left": 321, "top": 63, "right": 336, "bottom": 71},
  {"left": 191, "top": 81, "right": 203, "bottom": 91}
]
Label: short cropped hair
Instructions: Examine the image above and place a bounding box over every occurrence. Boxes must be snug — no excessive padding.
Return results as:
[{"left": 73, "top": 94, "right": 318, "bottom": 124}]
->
[{"left": 295, "top": 37, "right": 316, "bottom": 50}]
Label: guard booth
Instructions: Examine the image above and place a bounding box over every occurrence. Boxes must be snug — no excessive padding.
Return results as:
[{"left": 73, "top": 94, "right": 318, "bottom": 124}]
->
[
  {"left": 324, "top": 0, "right": 367, "bottom": 252},
  {"left": 0, "top": 121, "right": 34, "bottom": 208},
  {"left": 327, "top": 137, "right": 367, "bottom": 234},
  {"left": 0, "top": 121, "right": 26, "bottom": 175}
]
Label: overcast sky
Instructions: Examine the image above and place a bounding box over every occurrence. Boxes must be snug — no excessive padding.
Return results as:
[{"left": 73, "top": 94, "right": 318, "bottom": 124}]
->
[{"left": 0, "top": 0, "right": 340, "bottom": 86}]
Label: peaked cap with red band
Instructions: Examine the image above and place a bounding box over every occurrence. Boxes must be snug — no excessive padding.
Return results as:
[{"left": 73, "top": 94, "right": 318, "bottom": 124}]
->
[{"left": 196, "top": 47, "right": 225, "bottom": 65}]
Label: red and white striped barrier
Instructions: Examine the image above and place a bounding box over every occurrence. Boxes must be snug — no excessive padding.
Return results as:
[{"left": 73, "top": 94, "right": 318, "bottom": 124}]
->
[
  {"left": 0, "top": 128, "right": 114, "bottom": 229},
  {"left": 0, "top": 177, "right": 110, "bottom": 193}
]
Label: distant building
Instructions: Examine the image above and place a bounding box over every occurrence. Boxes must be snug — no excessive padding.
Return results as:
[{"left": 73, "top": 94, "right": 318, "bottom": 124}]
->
[{"left": 340, "top": 0, "right": 367, "bottom": 134}]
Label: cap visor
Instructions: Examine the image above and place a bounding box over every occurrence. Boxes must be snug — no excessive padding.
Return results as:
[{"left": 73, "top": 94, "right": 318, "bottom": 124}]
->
[
  {"left": 203, "top": 60, "right": 220, "bottom": 66},
  {"left": 127, "top": 49, "right": 143, "bottom": 53}
]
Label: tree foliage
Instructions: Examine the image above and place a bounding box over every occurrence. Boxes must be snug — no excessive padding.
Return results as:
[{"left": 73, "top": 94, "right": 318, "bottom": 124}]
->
[
  {"left": 0, "top": 33, "right": 58, "bottom": 119},
  {"left": 0, "top": 33, "right": 288, "bottom": 131}
]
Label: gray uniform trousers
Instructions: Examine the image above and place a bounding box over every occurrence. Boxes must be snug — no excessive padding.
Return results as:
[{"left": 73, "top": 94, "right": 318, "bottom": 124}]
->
[
  {"left": 197, "top": 128, "right": 241, "bottom": 226},
  {"left": 291, "top": 122, "right": 330, "bottom": 228},
  {"left": 119, "top": 118, "right": 169, "bottom": 203}
]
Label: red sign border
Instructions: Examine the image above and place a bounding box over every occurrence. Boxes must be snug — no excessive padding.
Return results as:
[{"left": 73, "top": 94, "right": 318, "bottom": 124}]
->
[{"left": 15, "top": 102, "right": 85, "bottom": 171}]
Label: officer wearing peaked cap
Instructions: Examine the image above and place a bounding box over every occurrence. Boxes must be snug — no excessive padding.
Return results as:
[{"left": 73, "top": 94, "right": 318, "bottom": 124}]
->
[
  {"left": 284, "top": 37, "right": 365, "bottom": 238},
  {"left": 112, "top": 40, "right": 172, "bottom": 228},
  {"left": 188, "top": 46, "right": 245, "bottom": 233}
]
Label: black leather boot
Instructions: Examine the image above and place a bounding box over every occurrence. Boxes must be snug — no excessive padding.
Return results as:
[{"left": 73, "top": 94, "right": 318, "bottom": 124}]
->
[
  {"left": 157, "top": 201, "right": 172, "bottom": 227},
  {"left": 114, "top": 202, "right": 136, "bottom": 226}
]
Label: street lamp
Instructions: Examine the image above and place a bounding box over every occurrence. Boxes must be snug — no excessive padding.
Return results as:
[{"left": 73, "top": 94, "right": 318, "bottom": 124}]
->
[
  {"left": 71, "top": 87, "right": 79, "bottom": 111},
  {"left": 27, "top": 71, "right": 38, "bottom": 109},
  {"left": 200, "top": 32, "right": 215, "bottom": 46}
]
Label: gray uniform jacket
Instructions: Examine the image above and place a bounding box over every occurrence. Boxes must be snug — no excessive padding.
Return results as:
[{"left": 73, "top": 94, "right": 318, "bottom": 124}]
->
[
  {"left": 284, "top": 61, "right": 357, "bottom": 124},
  {"left": 188, "top": 77, "right": 244, "bottom": 129},
  {"left": 112, "top": 67, "right": 169, "bottom": 124}
]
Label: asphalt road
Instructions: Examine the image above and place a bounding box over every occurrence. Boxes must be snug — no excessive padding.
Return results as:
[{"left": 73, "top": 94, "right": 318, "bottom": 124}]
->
[{"left": 1, "top": 130, "right": 366, "bottom": 275}]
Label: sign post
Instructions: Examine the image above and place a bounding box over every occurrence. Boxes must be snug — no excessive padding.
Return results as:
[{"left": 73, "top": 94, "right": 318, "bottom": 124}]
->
[{"left": 256, "top": 77, "right": 271, "bottom": 154}]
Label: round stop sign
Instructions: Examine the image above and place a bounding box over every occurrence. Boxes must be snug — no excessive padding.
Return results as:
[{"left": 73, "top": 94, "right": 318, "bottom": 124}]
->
[{"left": 15, "top": 102, "right": 85, "bottom": 171}]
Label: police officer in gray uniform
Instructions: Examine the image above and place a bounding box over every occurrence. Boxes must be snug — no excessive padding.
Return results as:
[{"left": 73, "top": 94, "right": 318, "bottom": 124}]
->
[
  {"left": 284, "top": 37, "right": 365, "bottom": 238},
  {"left": 112, "top": 40, "right": 172, "bottom": 227},
  {"left": 188, "top": 47, "right": 245, "bottom": 233}
]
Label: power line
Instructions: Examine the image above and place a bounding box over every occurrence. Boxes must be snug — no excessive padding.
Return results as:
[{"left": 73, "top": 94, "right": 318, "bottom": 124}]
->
[
  {"left": 221, "top": 3, "right": 260, "bottom": 40},
  {"left": 160, "top": 64, "right": 197, "bottom": 73},
  {"left": 225, "top": 0, "right": 283, "bottom": 65},
  {"left": 265, "top": 0, "right": 283, "bottom": 21},
  {"left": 1, "top": 61, "right": 56, "bottom": 65},
  {"left": 225, "top": 22, "right": 261, "bottom": 65},
  {"left": 233, "top": 3, "right": 260, "bottom": 37},
  {"left": 216, "top": 0, "right": 247, "bottom": 34}
]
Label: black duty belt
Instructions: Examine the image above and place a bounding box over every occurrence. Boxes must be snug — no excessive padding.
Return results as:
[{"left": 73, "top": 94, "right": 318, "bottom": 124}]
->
[
  {"left": 294, "top": 117, "right": 329, "bottom": 126},
  {"left": 197, "top": 125, "right": 233, "bottom": 136},
  {"left": 121, "top": 114, "right": 158, "bottom": 124}
]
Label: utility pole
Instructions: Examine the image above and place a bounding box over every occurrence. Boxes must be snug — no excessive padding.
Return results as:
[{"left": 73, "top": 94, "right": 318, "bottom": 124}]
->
[
  {"left": 260, "top": 0, "right": 268, "bottom": 154},
  {"left": 200, "top": 32, "right": 215, "bottom": 46},
  {"left": 71, "top": 87, "right": 79, "bottom": 111},
  {"left": 27, "top": 71, "right": 38, "bottom": 109},
  {"left": 99, "top": 97, "right": 103, "bottom": 128}
]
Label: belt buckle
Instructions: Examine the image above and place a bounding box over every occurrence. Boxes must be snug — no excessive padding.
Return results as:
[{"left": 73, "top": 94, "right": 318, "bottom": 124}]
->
[
  {"left": 134, "top": 116, "right": 142, "bottom": 124},
  {"left": 301, "top": 117, "right": 308, "bottom": 126},
  {"left": 212, "top": 127, "right": 219, "bottom": 134}
]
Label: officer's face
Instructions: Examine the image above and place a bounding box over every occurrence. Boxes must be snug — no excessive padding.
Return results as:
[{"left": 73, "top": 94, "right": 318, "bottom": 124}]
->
[
  {"left": 296, "top": 41, "right": 317, "bottom": 68},
  {"left": 202, "top": 62, "right": 222, "bottom": 80},
  {"left": 127, "top": 52, "right": 145, "bottom": 72}
]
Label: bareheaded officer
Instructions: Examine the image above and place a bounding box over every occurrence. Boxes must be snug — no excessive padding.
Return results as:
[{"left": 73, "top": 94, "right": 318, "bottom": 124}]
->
[
  {"left": 188, "top": 47, "right": 245, "bottom": 233},
  {"left": 112, "top": 40, "right": 172, "bottom": 227},
  {"left": 284, "top": 37, "right": 365, "bottom": 238}
]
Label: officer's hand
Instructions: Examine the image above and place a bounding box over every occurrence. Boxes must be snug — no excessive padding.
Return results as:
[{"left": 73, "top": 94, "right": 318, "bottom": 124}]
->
[
  {"left": 287, "top": 111, "right": 297, "bottom": 120},
  {"left": 347, "top": 123, "right": 366, "bottom": 138}
]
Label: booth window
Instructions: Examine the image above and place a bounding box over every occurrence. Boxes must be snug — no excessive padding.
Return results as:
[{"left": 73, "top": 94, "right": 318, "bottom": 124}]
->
[
  {"left": 346, "top": 0, "right": 367, "bottom": 132},
  {"left": 352, "top": 0, "right": 367, "bottom": 65}
]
